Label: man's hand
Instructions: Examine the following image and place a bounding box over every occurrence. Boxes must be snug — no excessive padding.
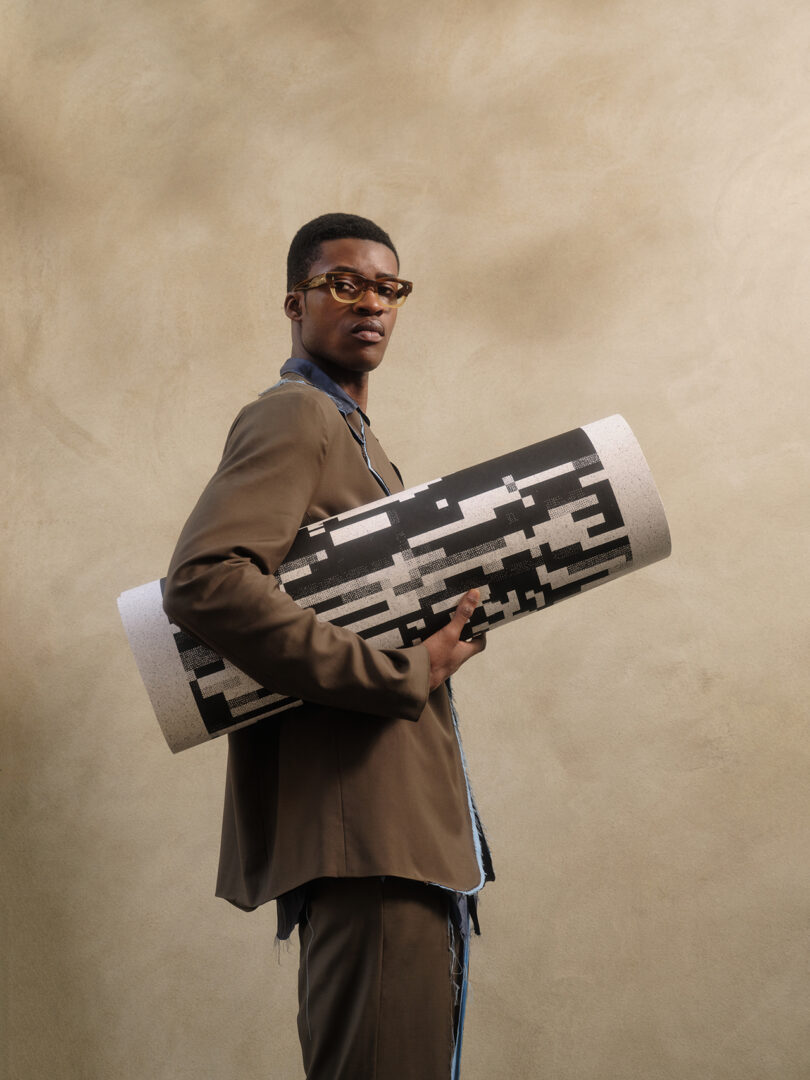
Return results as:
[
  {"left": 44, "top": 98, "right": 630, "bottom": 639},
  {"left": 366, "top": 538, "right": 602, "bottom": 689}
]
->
[{"left": 423, "top": 588, "right": 487, "bottom": 691}]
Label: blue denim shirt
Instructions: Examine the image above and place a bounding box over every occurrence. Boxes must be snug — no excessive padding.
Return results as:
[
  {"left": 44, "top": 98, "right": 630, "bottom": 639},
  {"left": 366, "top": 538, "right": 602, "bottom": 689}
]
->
[{"left": 280, "top": 356, "right": 366, "bottom": 419}]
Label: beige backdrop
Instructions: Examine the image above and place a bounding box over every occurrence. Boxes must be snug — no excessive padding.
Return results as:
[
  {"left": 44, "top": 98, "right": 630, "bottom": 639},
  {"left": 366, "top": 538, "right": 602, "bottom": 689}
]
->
[{"left": 4, "top": 2, "right": 809, "bottom": 1078}]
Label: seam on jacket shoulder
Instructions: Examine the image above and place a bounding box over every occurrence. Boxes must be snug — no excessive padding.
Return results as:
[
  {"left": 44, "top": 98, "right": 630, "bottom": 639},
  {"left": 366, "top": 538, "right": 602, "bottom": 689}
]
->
[{"left": 225, "top": 380, "right": 333, "bottom": 466}]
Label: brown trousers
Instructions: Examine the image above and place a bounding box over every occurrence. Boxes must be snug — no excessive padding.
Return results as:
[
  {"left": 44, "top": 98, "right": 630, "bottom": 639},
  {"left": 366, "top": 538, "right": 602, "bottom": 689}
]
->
[{"left": 297, "top": 877, "right": 463, "bottom": 1080}]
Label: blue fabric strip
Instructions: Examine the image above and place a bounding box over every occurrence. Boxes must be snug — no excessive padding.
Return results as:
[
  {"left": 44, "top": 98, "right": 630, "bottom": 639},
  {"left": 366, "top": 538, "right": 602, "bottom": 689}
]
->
[
  {"left": 279, "top": 357, "right": 362, "bottom": 417},
  {"left": 451, "top": 911, "right": 471, "bottom": 1080}
]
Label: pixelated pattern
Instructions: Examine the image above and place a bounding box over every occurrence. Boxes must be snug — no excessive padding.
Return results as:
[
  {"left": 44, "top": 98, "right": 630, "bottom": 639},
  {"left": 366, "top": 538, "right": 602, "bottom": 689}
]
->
[
  {"left": 279, "top": 426, "right": 631, "bottom": 646},
  {"left": 160, "top": 582, "right": 301, "bottom": 736},
  {"left": 165, "top": 427, "right": 631, "bottom": 735}
]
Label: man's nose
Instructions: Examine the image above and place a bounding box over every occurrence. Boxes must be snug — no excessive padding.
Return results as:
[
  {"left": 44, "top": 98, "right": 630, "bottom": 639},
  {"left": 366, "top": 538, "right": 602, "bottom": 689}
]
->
[{"left": 352, "top": 285, "right": 384, "bottom": 312}]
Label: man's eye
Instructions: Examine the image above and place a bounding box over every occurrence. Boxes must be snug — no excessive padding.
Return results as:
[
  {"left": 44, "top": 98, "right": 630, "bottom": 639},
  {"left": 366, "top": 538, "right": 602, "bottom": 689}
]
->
[
  {"left": 376, "top": 282, "right": 398, "bottom": 300},
  {"left": 333, "top": 277, "right": 360, "bottom": 295}
]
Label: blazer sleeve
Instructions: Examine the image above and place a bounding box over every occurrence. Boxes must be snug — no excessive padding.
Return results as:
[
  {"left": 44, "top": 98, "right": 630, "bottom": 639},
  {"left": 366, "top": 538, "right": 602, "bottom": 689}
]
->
[{"left": 162, "top": 388, "right": 431, "bottom": 721}]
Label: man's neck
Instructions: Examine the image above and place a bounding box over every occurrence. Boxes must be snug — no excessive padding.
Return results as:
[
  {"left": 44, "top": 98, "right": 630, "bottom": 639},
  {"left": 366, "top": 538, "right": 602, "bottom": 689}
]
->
[{"left": 306, "top": 358, "right": 370, "bottom": 414}]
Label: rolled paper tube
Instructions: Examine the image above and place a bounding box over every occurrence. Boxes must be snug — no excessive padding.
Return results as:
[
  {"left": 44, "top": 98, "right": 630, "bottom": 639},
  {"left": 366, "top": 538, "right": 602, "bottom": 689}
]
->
[{"left": 119, "top": 414, "right": 671, "bottom": 752}]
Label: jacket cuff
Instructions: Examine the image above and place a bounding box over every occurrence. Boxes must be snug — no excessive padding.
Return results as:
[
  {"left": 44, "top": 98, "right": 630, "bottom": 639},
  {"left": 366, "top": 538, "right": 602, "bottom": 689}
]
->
[{"left": 397, "top": 643, "right": 432, "bottom": 721}]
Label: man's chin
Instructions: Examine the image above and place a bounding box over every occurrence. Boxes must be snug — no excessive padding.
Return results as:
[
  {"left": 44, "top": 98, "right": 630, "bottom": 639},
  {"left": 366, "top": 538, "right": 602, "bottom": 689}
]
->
[
  {"left": 336, "top": 347, "right": 387, "bottom": 373},
  {"left": 308, "top": 350, "right": 385, "bottom": 382}
]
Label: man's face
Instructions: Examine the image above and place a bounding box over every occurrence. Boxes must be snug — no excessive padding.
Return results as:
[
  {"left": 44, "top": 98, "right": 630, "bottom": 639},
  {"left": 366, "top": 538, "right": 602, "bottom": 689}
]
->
[{"left": 285, "top": 237, "right": 401, "bottom": 377}]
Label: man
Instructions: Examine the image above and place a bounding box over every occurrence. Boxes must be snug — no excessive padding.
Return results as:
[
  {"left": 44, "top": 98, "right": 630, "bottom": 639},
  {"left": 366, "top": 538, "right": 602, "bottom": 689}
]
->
[{"left": 163, "top": 213, "right": 493, "bottom": 1079}]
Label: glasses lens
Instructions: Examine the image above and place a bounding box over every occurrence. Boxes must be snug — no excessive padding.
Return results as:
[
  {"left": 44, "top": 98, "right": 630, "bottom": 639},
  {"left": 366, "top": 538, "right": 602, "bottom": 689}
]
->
[
  {"left": 374, "top": 280, "right": 404, "bottom": 306},
  {"left": 329, "top": 274, "right": 364, "bottom": 302}
]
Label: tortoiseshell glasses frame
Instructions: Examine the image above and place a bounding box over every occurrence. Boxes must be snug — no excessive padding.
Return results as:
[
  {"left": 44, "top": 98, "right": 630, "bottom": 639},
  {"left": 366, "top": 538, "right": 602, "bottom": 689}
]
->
[{"left": 292, "top": 271, "right": 413, "bottom": 308}]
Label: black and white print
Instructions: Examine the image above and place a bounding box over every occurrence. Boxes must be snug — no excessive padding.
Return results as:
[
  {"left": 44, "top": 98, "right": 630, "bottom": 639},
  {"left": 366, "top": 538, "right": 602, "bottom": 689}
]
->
[
  {"left": 168, "top": 427, "right": 631, "bottom": 738},
  {"left": 119, "top": 415, "right": 670, "bottom": 750}
]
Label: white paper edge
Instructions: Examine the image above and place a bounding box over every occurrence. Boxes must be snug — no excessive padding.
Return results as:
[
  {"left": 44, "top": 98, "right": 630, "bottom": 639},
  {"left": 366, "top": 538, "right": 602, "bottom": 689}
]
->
[
  {"left": 117, "top": 580, "right": 211, "bottom": 753},
  {"left": 582, "top": 414, "right": 672, "bottom": 572}
]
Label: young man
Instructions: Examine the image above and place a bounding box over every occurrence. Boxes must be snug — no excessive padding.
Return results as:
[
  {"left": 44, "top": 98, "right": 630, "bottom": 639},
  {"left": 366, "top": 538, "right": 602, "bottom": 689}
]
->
[{"left": 163, "top": 213, "right": 493, "bottom": 1079}]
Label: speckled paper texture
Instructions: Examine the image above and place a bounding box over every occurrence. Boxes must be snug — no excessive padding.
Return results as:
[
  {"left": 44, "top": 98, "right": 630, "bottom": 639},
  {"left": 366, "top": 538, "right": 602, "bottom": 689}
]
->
[{"left": 119, "top": 414, "right": 670, "bottom": 752}]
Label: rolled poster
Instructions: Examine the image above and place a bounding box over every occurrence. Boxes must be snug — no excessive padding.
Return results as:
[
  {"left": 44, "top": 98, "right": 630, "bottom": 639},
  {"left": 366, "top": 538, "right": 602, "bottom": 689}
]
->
[{"left": 118, "top": 415, "right": 670, "bottom": 752}]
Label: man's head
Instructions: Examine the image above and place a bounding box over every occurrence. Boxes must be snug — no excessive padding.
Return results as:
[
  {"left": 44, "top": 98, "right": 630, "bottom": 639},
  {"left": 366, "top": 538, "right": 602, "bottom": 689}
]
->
[{"left": 284, "top": 214, "right": 409, "bottom": 390}]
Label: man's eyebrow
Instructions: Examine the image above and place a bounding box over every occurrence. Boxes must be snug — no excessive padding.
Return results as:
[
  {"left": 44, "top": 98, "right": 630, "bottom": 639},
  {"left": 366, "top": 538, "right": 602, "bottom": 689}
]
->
[{"left": 328, "top": 265, "right": 399, "bottom": 279}]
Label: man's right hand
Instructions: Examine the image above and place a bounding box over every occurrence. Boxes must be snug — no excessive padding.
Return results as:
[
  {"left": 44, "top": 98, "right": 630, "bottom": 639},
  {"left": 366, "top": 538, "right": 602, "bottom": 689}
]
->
[{"left": 423, "top": 588, "right": 487, "bottom": 691}]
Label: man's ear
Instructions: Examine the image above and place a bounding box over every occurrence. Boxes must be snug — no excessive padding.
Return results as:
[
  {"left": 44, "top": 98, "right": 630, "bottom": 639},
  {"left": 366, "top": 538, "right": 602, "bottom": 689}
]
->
[{"left": 284, "top": 292, "right": 303, "bottom": 322}]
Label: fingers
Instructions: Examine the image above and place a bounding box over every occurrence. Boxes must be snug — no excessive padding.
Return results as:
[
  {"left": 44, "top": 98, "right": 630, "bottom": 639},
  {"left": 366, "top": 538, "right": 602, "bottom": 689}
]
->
[
  {"left": 424, "top": 588, "right": 487, "bottom": 690},
  {"left": 457, "top": 630, "right": 486, "bottom": 660},
  {"left": 448, "top": 589, "right": 486, "bottom": 656},
  {"left": 451, "top": 588, "right": 481, "bottom": 630}
]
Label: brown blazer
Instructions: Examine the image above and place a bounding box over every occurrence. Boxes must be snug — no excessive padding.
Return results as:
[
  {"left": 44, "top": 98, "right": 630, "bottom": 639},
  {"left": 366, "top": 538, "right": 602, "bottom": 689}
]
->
[{"left": 163, "top": 375, "right": 487, "bottom": 910}]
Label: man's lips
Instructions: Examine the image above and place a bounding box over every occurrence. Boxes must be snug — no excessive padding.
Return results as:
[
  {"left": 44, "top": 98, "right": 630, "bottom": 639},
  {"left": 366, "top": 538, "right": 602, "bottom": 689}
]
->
[{"left": 350, "top": 318, "right": 385, "bottom": 343}]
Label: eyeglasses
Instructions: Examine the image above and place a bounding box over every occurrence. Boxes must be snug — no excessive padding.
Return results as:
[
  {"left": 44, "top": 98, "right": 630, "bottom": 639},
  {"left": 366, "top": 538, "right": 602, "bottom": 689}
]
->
[{"left": 292, "top": 271, "right": 413, "bottom": 308}]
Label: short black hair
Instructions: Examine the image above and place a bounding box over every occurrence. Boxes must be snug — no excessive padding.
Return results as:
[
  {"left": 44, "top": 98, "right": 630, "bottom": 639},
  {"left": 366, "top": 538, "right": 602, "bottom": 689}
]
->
[{"left": 287, "top": 213, "right": 399, "bottom": 289}]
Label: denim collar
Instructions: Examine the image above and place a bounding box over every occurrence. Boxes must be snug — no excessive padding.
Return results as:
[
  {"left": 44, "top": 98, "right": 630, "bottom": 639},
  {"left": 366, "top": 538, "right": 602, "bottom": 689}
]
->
[{"left": 280, "top": 357, "right": 369, "bottom": 422}]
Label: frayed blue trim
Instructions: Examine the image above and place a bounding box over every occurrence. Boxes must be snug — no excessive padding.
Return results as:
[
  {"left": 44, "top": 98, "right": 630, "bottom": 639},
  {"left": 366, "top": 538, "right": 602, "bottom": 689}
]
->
[
  {"left": 450, "top": 918, "right": 471, "bottom": 1080},
  {"left": 445, "top": 681, "right": 487, "bottom": 894}
]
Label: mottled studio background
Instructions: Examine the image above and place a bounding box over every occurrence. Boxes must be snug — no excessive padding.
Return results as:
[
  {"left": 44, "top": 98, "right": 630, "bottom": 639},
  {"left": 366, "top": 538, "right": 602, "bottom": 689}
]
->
[{"left": 3, "top": 2, "right": 809, "bottom": 1078}]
